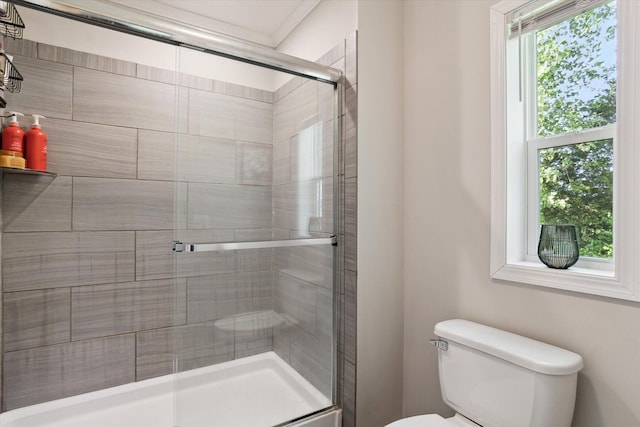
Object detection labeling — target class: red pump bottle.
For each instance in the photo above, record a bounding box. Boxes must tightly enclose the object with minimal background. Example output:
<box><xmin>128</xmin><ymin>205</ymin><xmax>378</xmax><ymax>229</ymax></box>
<box><xmin>2</xmin><ymin>112</ymin><xmax>25</xmax><ymax>154</ymax></box>
<box><xmin>25</xmin><ymin>114</ymin><xmax>47</xmax><ymax>171</ymax></box>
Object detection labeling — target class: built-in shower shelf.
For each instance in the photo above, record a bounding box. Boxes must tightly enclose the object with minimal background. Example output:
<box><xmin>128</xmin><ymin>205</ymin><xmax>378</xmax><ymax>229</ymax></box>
<box><xmin>0</xmin><ymin>167</ymin><xmax>58</xmax><ymax>230</ymax></box>
<box><xmin>0</xmin><ymin>166</ymin><xmax>57</xmax><ymax>178</ymax></box>
<box><xmin>279</xmin><ymin>268</ymin><xmax>324</xmax><ymax>284</ymax></box>
<box><xmin>213</xmin><ymin>311</ymin><xmax>294</xmax><ymax>332</ymax></box>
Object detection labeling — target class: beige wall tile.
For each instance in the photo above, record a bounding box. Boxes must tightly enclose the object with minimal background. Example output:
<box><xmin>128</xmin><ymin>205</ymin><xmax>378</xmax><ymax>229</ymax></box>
<box><xmin>345</xmin><ymin>31</ymin><xmax>358</xmax><ymax>88</ymax></box>
<box><xmin>38</xmin><ymin>44</ymin><xmax>136</xmax><ymax>75</ymax></box>
<box><xmin>4</xmin><ymin>55</ymin><xmax>73</xmax><ymax>119</ymax></box>
<box><xmin>274</xmin><ymin>272</ymin><xmax>317</xmax><ymax>336</ymax></box>
<box><xmin>73</xmin><ymin>67</ymin><xmax>176</xmax><ymax>131</ymax></box>
<box><xmin>45</xmin><ymin>119</ymin><xmax>138</xmax><ymax>179</ymax></box>
<box><xmin>3</xmin><ymin>289</ymin><xmax>70</xmax><ymax>352</ymax></box>
<box><xmin>3</xmin><ymin>176</ymin><xmax>72</xmax><ymax>232</ymax></box>
<box><xmin>188</xmin><ymin>183</ymin><xmax>272</xmax><ymax>229</ymax></box>
<box><xmin>3</xmin><ymin>335</ymin><xmax>135</xmax><ymax>410</ymax></box>
<box><xmin>188</xmin><ymin>89</ymin><xmax>273</xmax><ymax>144</ymax></box>
<box><xmin>274</xmin><ymin>80</ymin><xmax>319</xmax><ymax>143</ymax></box>
<box><xmin>72</xmin><ymin>178</ymin><xmax>178</xmax><ymax>230</ymax></box>
<box><xmin>136</xmin><ymin>64</ymin><xmax>176</xmax><ymax>84</ymax></box>
<box><xmin>177</xmin><ymin>135</ymin><xmax>236</xmax><ymax>184</ymax></box>
<box><xmin>236</xmin><ymin>141</ymin><xmax>272</xmax><ymax>186</ymax></box>
<box><xmin>3</xmin><ymin>38</ymin><xmax>37</xmax><ymax>58</ymax></box>
<box><xmin>136</xmin><ymin>323</ymin><xmax>233</xmax><ymax>380</ymax></box>
<box><xmin>3</xmin><ymin>231</ymin><xmax>135</xmax><ymax>292</ymax></box>
<box><xmin>137</xmin><ymin>130</ymin><xmax>176</xmax><ymax>181</ymax></box>
<box><xmin>273</xmin><ymin>140</ymin><xmax>291</xmax><ymax>185</ymax></box>
<box><xmin>71</xmin><ymin>279</ymin><xmax>186</xmax><ymax>341</ymax></box>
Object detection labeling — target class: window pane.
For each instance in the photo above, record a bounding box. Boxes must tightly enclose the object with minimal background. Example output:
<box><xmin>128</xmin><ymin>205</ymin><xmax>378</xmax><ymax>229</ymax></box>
<box><xmin>536</xmin><ymin>2</ymin><xmax>616</xmax><ymax>137</ymax></box>
<box><xmin>538</xmin><ymin>139</ymin><xmax>613</xmax><ymax>258</ymax></box>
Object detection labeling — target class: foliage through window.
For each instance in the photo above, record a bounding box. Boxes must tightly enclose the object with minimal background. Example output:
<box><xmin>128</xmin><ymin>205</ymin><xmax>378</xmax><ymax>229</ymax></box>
<box><xmin>536</xmin><ymin>3</ymin><xmax>616</xmax><ymax>137</ymax></box>
<box><xmin>531</xmin><ymin>1</ymin><xmax>616</xmax><ymax>259</ymax></box>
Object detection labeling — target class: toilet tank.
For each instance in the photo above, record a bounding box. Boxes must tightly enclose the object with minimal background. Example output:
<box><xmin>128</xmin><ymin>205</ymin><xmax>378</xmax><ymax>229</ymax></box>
<box><xmin>434</xmin><ymin>320</ymin><xmax>583</xmax><ymax>427</ymax></box>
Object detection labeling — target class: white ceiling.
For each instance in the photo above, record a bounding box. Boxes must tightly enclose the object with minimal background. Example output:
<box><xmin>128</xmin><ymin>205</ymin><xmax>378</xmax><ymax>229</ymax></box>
<box><xmin>108</xmin><ymin>0</ymin><xmax>322</xmax><ymax>48</ymax></box>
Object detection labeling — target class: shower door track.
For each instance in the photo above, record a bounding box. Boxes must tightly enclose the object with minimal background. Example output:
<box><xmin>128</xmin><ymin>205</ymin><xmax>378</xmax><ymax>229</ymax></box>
<box><xmin>12</xmin><ymin>0</ymin><xmax>342</xmax><ymax>84</ymax></box>
<box><xmin>172</xmin><ymin>235</ymin><xmax>337</xmax><ymax>253</ymax></box>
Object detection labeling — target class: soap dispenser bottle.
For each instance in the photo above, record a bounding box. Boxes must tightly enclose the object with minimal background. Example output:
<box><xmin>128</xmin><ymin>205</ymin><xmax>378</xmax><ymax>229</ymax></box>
<box><xmin>25</xmin><ymin>114</ymin><xmax>47</xmax><ymax>171</ymax></box>
<box><xmin>2</xmin><ymin>111</ymin><xmax>25</xmax><ymax>154</ymax></box>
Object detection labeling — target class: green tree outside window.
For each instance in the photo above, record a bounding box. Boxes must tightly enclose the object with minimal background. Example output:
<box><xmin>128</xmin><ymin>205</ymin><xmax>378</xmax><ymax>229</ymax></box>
<box><xmin>536</xmin><ymin>2</ymin><xmax>616</xmax><ymax>258</ymax></box>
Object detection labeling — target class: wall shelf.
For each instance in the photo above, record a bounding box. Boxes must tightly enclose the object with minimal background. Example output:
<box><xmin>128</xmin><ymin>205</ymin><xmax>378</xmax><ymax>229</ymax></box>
<box><xmin>0</xmin><ymin>2</ymin><xmax>25</xmax><ymax>39</ymax></box>
<box><xmin>0</xmin><ymin>166</ymin><xmax>57</xmax><ymax>178</ymax></box>
<box><xmin>1</xmin><ymin>52</ymin><xmax>24</xmax><ymax>93</ymax></box>
<box><xmin>1</xmin><ymin>167</ymin><xmax>58</xmax><ymax>229</ymax></box>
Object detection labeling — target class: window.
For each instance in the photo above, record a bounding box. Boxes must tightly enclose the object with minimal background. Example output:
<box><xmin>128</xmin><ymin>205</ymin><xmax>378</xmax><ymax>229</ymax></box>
<box><xmin>490</xmin><ymin>0</ymin><xmax>640</xmax><ymax>301</ymax></box>
<box><xmin>526</xmin><ymin>2</ymin><xmax>616</xmax><ymax>266</ymax></box>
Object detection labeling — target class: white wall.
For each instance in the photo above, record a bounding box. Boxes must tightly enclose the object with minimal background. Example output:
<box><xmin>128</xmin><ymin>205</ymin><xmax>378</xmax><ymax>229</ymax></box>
<box><xmin>276</xmin><ymin>0</ymin><xmax>356</xmax><ymax>89</ymax></box>
<box><xmin>402</xmin><ymin>0</ymin><xmax>466</xmax><ymax>417</ymax></box>
<box><xmin>402</xmin><ymin>1</ymin><xmax>640</xmax><ymax>426</ymax></box>
<box><xmin>277</xmin><ymin>0</ymin><xmax>357</xmax><ymax>61</ymax></box>
<box><xmin>357</xmin><ymin>1</ymin><xmax>405</xmax><ymax>426</ymax></box>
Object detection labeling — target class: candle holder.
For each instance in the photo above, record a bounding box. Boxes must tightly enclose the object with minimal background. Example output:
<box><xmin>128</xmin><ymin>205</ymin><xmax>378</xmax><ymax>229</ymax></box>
<box><xmin>537</xmin><ymin>224</ymin><xmax>579</xmax><ymax>269</ymax></box>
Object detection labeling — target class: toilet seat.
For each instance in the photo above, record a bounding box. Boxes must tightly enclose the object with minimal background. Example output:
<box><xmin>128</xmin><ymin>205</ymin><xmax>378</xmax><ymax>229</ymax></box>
<box><xmin>386</xmin><ymin>414</ymin><xmax>481</xmax><ymax>427</ymax></box>
<box><xmin>386</xmin><ymin>414</ymin><xmax>453</xmax><ymax>427</ymax></box>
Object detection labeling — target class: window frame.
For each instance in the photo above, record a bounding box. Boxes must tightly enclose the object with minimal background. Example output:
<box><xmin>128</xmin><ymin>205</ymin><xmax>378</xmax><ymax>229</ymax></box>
<box><xmin>490</xmin><ymin>0</ymin><xmax>640</xmax><ymax>301</ymax></box>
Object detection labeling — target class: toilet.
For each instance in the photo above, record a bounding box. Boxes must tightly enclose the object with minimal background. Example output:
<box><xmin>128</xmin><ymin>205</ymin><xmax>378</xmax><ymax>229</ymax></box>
<box><xmin>387</xmin><ymin>319</ymin><xmax>583</xmax><ymax>427</ymax></box>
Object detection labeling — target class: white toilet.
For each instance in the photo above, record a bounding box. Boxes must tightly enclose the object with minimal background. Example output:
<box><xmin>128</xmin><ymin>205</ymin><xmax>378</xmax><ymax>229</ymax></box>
<box><xmin>387</xmin><ymin>319</ymin><xmax>583</xmax><ymax>427</ymax></box>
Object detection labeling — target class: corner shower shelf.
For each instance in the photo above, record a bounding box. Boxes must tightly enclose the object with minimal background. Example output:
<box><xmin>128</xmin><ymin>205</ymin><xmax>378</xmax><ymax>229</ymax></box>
<box><xmin>0</xmin><ymin>2</ymin><xmax>25</xmax><ymax>107</ymax></box>
<box><xmin>214</xmin><ymin>311</ymin><xmax>292</xmax><ymax>332</ymax></box>
<box><xmin>0</xmin><ymin>2</ymin><xmax>25</xmax><ymax>39</ymax></box>
<box><xmin>0</xmin><ymin>51</ymin><xmax>24</xmax><ymax>107</ymax></box>
<box><xmin>1</xmin><ymin>52</ymin><xmax>24</xmax><ymax>93</ymax></box>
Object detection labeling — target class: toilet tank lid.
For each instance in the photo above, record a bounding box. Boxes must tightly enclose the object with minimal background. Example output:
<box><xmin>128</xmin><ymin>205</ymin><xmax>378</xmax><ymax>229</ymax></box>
<box><xmin>434</xmin><ymin>319</ymin><xmax>583</xmax><ymax>375</ymax></box>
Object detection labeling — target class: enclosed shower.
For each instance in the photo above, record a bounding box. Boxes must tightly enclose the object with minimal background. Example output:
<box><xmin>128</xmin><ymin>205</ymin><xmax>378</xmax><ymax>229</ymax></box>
<box><xmin>0</xmin><ymin>1</ymin><xmax>356</xmax><ymax>426</ymax></box>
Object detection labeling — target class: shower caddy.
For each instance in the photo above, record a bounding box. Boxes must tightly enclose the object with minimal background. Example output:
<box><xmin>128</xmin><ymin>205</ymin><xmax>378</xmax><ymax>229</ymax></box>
<box><xmin>0</xmin><ymin>1</ymin><xmax>54</xmax><ymax>179</ymax></box>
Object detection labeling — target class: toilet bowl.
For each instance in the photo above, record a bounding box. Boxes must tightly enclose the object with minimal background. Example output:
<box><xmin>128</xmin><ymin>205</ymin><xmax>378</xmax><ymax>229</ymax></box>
<box><xmin>385</xmin><ymin>319</ymin><xmax>583</xmax><ymax>427</ymax></box>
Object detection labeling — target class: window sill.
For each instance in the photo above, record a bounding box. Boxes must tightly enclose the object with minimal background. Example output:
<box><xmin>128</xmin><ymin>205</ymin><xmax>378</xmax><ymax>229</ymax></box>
<box><xmin>491</xmin><ymin>261</ymin><xmax>639</xmax><ymax>302</ymax></box>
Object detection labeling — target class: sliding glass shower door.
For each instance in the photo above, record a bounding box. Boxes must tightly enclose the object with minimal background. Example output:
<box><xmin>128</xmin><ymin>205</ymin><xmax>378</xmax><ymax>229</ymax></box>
<box><xmin>171</xmin><ymin>47</ymin><xmax>338</xmax><ymax>427</ymax></box>
<box><xmin>0</xmin><ymin>3</ymin><xmax>343</xmax><ymax>427</ymax></box>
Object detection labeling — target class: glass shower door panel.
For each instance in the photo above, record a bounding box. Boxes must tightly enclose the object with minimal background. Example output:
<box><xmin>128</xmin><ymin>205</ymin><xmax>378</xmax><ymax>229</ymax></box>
<box><xmin>173</xmin><ymin>49</ymin><xmax>336</xmax><ymax>427</ymax></box>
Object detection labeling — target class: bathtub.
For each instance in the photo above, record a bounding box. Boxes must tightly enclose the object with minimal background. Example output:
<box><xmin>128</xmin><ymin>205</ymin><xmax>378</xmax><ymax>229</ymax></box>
<box><xmin>0</xmin><ymin>351</ymin><xmax>340</xmax><ymax>427</ymax></box>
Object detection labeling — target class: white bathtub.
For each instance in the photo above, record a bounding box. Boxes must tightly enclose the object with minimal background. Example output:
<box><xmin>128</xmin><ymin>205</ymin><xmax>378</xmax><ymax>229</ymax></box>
<box><xmin>0</xmin><ymin>352</ymin><xmax>340</xmax><ymax>427</ymax></box>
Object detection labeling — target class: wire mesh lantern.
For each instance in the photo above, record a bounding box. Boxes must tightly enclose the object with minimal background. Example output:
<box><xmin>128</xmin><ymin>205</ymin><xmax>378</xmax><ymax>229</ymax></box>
<box><xmin>537</xmin><ymin>224</ymin><xmax>580</xmax><ymax>269</ymax></box>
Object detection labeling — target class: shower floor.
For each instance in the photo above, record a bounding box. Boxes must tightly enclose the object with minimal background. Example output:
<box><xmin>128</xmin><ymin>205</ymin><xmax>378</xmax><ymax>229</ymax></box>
<box><xmin>0</xmin><ymin>352</ymin><xmax>333</xmax><ymax>427</ymax></box>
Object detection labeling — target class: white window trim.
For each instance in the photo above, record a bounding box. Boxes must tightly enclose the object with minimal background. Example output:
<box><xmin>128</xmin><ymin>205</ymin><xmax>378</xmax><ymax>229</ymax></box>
<box><xmin>490</xmin><ymin>0</ymin><xmax>640</xmax><ymax>301</ymax></box>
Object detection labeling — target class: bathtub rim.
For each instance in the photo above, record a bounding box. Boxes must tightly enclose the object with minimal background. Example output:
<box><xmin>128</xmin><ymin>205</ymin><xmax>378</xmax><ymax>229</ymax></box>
<box><xmin>0</xmin><ymin>351</ymin><xmax>334</xmax><ymax>427</ymax></box>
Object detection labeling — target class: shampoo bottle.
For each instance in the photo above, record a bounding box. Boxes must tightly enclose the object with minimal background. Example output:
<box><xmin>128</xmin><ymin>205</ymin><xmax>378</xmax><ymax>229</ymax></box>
<box><xmin>2</xmin><ymin>111</ymin><xmax>24</xmax><ymax>154</ymax></box>
<box><xmin>25</xmin><ymin>114</ymin><xmax>47</xmax><ymax>171</ymax></box>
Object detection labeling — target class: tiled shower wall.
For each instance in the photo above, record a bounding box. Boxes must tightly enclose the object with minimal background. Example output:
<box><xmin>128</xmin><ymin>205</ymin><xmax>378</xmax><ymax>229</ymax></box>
<box><xmin>271</xmin><ymin>70</ymin><xmax>335</xmax><ymax>399</ymax></box>
<box><xmin>0</xmin><ymin>37</ymin><xmax>276</xmax><ymax>411</ymax></box>
<box><xmin>340</xmin><ymin>32</ymin><xmax>358</xmax><ymax>427</ymax></box>
<box><xmin>0</xmin><ymin>30</ymin><xmax>357</xmax><ymax>425</ymax></box>
<box><xmin>271</xmin><ymin>32</ymin><xmax>358</xmax><ymax>427</ymax></box>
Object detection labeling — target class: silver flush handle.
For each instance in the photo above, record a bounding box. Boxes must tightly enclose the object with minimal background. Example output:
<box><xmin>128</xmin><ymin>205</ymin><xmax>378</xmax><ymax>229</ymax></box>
<box><xmin>430</xmin><ymin>339</ymin><xmax>448</xmax><ymax>351</ymax></box>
